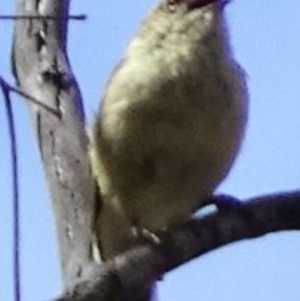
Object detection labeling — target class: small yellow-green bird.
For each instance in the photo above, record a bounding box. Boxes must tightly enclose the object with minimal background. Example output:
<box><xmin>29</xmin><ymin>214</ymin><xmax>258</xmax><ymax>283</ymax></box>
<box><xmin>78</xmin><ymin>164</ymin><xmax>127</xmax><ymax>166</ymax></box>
<box><xmin>90</xmin><ymin>0</ymin><xmax>248</xmax><ymax>262</ymax></box>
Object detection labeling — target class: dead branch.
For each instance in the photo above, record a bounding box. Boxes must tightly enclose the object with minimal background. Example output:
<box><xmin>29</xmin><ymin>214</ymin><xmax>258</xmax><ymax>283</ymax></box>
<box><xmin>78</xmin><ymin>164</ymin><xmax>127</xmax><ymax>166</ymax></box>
<box><xmin>51</xmin><ymin>190</ymin><xmax>300</xmax><ymax>301</ymax></box>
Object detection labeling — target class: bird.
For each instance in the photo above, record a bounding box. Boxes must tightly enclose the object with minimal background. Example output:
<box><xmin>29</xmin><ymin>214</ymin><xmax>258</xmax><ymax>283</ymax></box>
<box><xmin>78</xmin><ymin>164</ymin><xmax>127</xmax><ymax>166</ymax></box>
<box><xmin>90</xmin><ymin>0</ymin><xmax>248</xmax><ymax>267</ymax></box>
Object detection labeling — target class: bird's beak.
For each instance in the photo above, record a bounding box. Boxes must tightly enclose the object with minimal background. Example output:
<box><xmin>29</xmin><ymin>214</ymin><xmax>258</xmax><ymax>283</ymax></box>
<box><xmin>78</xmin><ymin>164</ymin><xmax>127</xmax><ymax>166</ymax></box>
<box><xmin>187</xmin><ymin>0</ymin><xmax>218</xmax><ymax>10</ymax></box>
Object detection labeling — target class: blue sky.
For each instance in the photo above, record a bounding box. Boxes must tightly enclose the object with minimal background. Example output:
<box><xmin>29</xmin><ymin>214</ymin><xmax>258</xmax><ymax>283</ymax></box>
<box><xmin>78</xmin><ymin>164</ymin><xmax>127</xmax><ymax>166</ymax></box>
<box><xmin>1</xmin><ymin>1</ymin><xmax>300</xmax><ymax>301</ymax></box>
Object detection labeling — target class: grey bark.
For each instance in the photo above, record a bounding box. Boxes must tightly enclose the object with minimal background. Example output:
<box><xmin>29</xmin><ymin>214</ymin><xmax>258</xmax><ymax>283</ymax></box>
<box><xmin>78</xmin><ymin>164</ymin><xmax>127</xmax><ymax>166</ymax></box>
<box><xmin>53</xmin><ymin>191</ymin><xmax>300</xmax><ymax>301</ymax></box>
<box><xmin>12</xmin><ymin>0</ymin><xmax>98</xmax><ymax>287</ymax></box>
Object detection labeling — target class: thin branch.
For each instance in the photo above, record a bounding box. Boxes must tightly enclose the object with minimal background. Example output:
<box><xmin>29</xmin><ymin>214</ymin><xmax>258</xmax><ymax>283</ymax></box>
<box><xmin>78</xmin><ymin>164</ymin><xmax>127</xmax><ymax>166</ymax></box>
<box><xmin>0</xmin><ymin>77</ymin><xmax>21</xmax><ymax>301</ymax></box>
<box><xmin>51</xmin><ymin>190</ymin><xmax>300</xmax><ymax>301</ymax></box>
<box><xmin>1</xmin><ymin>77</ymin><xmax>60</xmax><ymax>116</ymax></box>
<box><xmin>0</xmin><ymin>14</ymin><xmax>87</xmax><ymax>20</ymax></box>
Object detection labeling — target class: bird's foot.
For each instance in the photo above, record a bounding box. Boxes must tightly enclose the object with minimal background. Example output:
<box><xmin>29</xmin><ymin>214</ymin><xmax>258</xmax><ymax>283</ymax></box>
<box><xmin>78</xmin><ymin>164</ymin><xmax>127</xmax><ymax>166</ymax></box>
<box><xmin>131</xmin><ymin>224</ymin><xmax>161</xmax><ymax>246</ymax></box>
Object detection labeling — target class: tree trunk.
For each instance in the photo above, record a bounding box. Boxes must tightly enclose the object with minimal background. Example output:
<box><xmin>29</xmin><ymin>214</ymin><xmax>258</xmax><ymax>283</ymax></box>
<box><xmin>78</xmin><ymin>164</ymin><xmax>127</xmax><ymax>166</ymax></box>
<box><xmin>12</xmin><ymin>0</ymin><xmax>98</xmax><ymax>287</ymax></box>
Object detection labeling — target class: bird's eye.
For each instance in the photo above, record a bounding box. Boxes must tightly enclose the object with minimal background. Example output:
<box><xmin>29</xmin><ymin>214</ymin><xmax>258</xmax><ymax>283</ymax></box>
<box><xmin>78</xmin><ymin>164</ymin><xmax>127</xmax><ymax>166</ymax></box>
<box><xmin>166</xmin><ymin>0</ymin><xmax>182</xmax><ymax>12</ymax></box>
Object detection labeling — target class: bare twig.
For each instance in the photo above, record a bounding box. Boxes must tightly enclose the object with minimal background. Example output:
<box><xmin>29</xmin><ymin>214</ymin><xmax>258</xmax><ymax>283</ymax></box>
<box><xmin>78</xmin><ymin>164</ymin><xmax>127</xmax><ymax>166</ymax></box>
<box><xmin>0</xmin><ymin>14</ymin><xmax>87</xmax><ymax>20</ymax></box>
<box><xmin>0</xmin><ymin>77</ymin><xmax>21</xmax><ymax>301</ymax></box>
<box><xmin>0</xmin><ymin>77</ymin><xmax>60</xmax><ymax>116</ymax></box>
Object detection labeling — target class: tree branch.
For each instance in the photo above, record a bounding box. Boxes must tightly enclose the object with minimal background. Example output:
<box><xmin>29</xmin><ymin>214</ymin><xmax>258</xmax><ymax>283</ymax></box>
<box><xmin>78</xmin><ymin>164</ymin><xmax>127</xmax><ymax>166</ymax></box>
<box><xmin>12</xmin><ymin>0</ymin><xmax>97</xmax><ymax>286</ymax></box>
<box><xmin>50</xmin><ymin>190</ymin><xmax>300</xmax><ymax>301</ymax></box>
<box><xmin>0</xmin><ymin>14</ymin><xmax>87</xmax><ymax>20</ymax></box>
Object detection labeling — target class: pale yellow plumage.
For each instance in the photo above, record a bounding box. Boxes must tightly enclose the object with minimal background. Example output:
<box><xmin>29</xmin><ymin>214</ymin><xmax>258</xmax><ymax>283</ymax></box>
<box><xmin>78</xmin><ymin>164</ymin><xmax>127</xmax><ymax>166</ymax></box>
<box><xmin>90</xmin><ymin>0</ymin><xmax>248</xmax><ymax>260</ymax></box>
